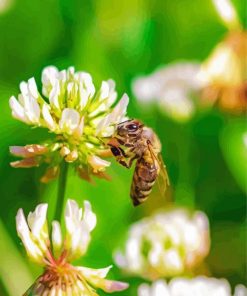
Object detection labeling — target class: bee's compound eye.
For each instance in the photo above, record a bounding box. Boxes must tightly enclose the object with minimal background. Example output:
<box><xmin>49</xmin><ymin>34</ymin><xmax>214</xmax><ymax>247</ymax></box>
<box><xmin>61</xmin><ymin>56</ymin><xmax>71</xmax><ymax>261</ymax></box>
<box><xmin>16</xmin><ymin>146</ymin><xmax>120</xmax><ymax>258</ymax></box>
<box><xmin>126</xmin><ymin>123</ymin><xmax>138</xmax><ymax>131</ymax></box>
<box><xmin>111</xmin><ymin>147</ymin><xmax>121</xmax><ymax>156</ymax></box>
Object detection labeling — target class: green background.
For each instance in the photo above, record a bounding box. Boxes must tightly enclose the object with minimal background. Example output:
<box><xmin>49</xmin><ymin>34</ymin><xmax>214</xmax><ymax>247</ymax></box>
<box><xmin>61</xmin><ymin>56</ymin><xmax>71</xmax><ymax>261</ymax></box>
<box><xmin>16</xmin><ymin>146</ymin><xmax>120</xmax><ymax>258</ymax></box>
<box><xmin>0</xmin><ymin>0</ymin><xmax>246</xmax><ymax>295</ymax></box>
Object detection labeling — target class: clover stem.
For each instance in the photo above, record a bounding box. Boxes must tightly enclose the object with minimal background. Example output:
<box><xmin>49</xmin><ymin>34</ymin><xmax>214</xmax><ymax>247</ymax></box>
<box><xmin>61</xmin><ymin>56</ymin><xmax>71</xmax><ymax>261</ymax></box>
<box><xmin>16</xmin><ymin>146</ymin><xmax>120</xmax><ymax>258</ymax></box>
<box><xmin>54</xmin><ymin>161</ymin><xmax>69</xmax><ymax>221</ymax></box>
<box><xmin>174</xmin><ymin>123</ymin><xmax>196</xmax><ymax>208</ymax></box>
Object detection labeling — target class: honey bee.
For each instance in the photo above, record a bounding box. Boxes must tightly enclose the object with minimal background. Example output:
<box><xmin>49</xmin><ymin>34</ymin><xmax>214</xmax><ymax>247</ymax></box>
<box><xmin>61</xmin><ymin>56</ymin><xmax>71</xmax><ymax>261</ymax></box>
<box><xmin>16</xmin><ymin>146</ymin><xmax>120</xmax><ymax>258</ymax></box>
<box><xmin>108</xmin><ymin>119</ymin><xmax>169</xmax><ymax>206</ymax></box>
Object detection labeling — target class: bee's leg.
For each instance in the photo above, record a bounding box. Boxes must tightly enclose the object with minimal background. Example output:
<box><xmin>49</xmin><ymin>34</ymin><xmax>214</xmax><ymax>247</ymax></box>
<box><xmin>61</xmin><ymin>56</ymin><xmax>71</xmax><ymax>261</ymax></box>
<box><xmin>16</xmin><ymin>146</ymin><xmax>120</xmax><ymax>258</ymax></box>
<box><xmin>110</xmin><ymin>146</ymin><xmax>130</xmax><ymax>168</ymax></box>
<box><xmin>127</xmin><ymin>155</ymin><xmax>138</xmax><ymax>168</ymax></box>
<box><xmin>118</xmin><ymin>158</ymin><xmax>131</xmax><ymax>168</ymax></box>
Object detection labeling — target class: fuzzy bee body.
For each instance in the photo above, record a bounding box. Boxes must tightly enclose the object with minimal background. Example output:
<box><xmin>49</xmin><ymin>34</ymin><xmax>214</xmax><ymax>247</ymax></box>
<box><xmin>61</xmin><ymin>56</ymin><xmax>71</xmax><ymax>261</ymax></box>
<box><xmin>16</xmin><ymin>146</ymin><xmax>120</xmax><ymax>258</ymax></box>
<box><xmin>108</xmin><ymin>119</ymin><xmax>168</xmax><ymax>206</ymax></box>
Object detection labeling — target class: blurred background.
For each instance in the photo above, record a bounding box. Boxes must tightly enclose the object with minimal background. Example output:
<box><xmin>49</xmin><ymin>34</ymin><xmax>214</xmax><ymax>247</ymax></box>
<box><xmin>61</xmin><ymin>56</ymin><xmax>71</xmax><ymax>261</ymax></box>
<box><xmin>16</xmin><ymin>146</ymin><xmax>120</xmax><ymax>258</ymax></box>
<box><xmin>0</xmin><ymin>0</ymin><xmax>246</xmax><ymax>295</ymax></box>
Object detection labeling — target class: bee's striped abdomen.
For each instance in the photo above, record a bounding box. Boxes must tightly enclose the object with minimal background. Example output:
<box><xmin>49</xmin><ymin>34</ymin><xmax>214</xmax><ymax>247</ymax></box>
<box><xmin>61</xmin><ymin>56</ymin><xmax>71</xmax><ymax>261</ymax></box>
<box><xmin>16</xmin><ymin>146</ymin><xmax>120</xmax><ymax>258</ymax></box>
<box><xmin>130</xmin><ymin>157</ymin><xmax>158</xmax><ymax>206</ymax></box>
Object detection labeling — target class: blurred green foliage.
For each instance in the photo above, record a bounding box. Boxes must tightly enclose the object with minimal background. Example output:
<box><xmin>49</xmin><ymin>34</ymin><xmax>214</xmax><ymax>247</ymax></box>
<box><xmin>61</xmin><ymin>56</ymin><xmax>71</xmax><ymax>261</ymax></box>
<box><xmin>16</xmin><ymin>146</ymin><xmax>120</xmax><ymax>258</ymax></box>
<box><xmin>0</xmin><ymin>0</ymin><xmax>246</xmax><ymax>295</ymax></box>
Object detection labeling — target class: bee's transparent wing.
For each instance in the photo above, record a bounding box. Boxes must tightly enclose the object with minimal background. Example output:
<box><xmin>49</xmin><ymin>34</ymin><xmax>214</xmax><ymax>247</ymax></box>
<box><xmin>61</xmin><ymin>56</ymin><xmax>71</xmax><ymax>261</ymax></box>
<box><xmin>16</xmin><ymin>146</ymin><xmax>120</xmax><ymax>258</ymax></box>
<box><xmin>147</xmin><ymin>142</ymin><xmax>170</xmax><ymax>201</ymax></box>
<box><xmin>157</xmin><ymin>153</ymin><xmax>170</xmax><ymax>195</ymax></box>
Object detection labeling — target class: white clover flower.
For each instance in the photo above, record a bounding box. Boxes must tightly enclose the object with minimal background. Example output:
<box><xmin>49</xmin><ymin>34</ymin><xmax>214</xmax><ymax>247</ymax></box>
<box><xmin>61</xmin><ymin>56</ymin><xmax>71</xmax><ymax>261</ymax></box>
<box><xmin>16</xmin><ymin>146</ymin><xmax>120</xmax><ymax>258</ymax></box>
<box><xmin>132</xmin><ymin>62</ymin><xmax>202</xmax><ymax>122</ymax></box>
<box><xmin>16</xmin><ymin>199</ymin><xmax>129</xmax><ymax>295</ymax></box>
<box><xmin>197</xmin><ymin>30</ymin><xmax>247</xmax><ymax>113</ymax></box>
<box><xmin>9</xmin><ymin>66</ymin><xmax>129</xmax><ymax>182</ymax></box>
<box><xmin>138</xmin><ymin>278</ymin><xmax>247</xmax><ymax>296</ymax></box>
<box><xmin>114</xmin><ymin>209</ymin><xmax>210</xmax><ymax>279</ymax></box>
<box><xmin>197</xmin><ymin>0</ymin><xmax>247</xmax><ymax>113</ymax></box>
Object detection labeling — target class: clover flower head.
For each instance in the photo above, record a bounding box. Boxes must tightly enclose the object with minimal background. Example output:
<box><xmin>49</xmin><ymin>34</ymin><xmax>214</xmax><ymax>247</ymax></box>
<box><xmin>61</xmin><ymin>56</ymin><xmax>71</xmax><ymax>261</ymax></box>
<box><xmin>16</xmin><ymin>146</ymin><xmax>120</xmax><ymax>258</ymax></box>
<box><xmin>198</xmin><ymin>0</ymin><xmax>247</xmax><ymax>114</ymax></box>
<box><xmin>114</xmin><ymin>208</ymin><xmax>210</xmax><ymax>279</ymax></box>
<box><xmin>16</xmin><ymin>199</ymin><xmax>128</xmax><ymax>295</ymax></box>
<box><xmin>198</xmin><ymin>30</ymin><xmax>247</xmax><ymax>113</ymax></box>
<box><xmin>132</xmin><ymin>62</ymin><xmax>202</xmax><ymax>122</ymax></box>
<box><xmin>138</xmin><ymin>278</ymin><xmax>247</xmax><ymax>296</ymax></box>
<box><xmin>9</xmin><ymin>66</ymin><xmax>129</xmax><ymax>182</ymax></box>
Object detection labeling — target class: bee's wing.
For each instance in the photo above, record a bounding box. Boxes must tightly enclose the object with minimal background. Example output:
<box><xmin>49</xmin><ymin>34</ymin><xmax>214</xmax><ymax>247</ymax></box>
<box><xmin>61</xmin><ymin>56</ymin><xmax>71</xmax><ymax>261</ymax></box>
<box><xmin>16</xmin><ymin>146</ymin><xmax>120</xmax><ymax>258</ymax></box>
<box><xmin>157</xmin><ymin>153</ymin><xmax>170</xmax><ymax>194</ymax></box>
<box><xmin>147</xmin><ymin>141</ymin><xmax>170</xmax><ymax>197</ymax></box>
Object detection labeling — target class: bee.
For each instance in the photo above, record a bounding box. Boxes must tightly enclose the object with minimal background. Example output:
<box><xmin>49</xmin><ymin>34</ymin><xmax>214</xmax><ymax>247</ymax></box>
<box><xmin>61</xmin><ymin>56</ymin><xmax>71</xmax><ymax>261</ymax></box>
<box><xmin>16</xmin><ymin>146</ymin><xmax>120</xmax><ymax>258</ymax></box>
<box><xmin>108</xmin><ymin>119</ymin><xmax>169</xmax><ymax>206</ymax></box>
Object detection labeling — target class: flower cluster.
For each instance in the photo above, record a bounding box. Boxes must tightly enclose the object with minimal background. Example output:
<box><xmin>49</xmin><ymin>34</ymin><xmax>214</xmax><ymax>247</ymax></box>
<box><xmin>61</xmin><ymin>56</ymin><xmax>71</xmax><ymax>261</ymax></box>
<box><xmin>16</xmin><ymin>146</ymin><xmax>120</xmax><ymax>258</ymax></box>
<box><xmin>16</xmin><ymin>199</ymin><xmax>128</xmax><ymax>295</ymax></box>
<box><xmin>114</xmin><ymin>209</ymin><xmax>210</xmax><ymax>279</ymax></box>
<box><xmin>132</xmin><ymin>62</ymin><xmax>202</xmax><ymax>122</ymax></box>
<box><xmin>198</xmin><ymin>0</ymin><xmax>247</xmax><ymax>113</ymax></box>
<box><xmin>10</xmin><ymin>66</ymin><xmax>129</xmax><ymax>182</ymax></box>
<box><xmin>138</xmin><ymin>277</ymin><xmax>247</xmax><ymax>296</ymax></box>
<box><xmin>198</xmin><ymin>30</ymin><xmax>247</xmax><ymax>113</ymax></box>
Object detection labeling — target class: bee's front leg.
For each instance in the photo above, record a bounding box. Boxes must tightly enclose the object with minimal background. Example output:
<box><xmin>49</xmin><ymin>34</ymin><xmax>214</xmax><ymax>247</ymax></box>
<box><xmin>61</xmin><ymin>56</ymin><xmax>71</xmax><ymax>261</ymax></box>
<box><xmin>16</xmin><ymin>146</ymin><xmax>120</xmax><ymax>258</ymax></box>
<box><xmin>109</xmin><ymin>146</ymin><xmax>133</xmax><ymax>169</ymax></box>
<box><xmin>118</xmin><ymin>158</ymin><xmax>132</xmax><ymax>168</ymax></box>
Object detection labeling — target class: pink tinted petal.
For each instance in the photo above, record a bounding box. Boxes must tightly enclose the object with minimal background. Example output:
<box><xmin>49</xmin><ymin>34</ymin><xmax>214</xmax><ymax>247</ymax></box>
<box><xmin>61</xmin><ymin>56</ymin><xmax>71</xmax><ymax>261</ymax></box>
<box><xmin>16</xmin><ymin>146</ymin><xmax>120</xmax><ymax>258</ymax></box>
<box><xmin>95</xmin><ymin>279</ymin><xmax>129</xmax><ymax>293</ymax></box>
<box><xmin>10</xmin><ymin>145</ymin><xmax>48</xmax><ymax>157</ymax></box>
<box><xmin>10</xmin><ymin>158</ymin><xmax>39</xmax><ymax>168</ymax></box>
<box><xmin>40</xmin><ymin>166</ymin><xmax>59</xmax><ymax>183</ymax></box>
<box><xmin>78</xmin><ymin>266</ymin><xmax>129</xmax><ymax>293</ymax></box>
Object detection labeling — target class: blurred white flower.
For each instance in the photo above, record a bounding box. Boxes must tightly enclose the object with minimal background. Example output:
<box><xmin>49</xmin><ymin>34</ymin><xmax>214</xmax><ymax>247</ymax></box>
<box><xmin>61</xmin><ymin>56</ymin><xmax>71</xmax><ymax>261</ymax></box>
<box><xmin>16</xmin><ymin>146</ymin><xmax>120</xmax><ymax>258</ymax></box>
<box><xmin>17</xmin><ymin>199</ymin><xmax>128</xmax><ymax>295</ymax></box>
<box><xmin>132</xmin><ymin>62</ymin><xmax>202</xmax><ymax>122</ymax></box>
<box><xmin>9</xmin><ymin>66</ymin><xmax>129</xmax><ymax>182</ymax></box>
<box><xmin>198</xmin><ymin>0</ymin><xmax>247</xmax><ymax>113</ymax></box>
<box><xmin>198</xmin><ymin>30</ymin><xmax>247</xmax><ymax>113</ymax></box>
<box><xmin>0</xmin><ymin>0</ymin><xmax>13</xmax><ymax>14</ymax></box>
<box><xmin>114</xmin><ymin>209</ymin><xmax>210</xmax><ymax>279</ymax></box>
<box><xmin>212</xmin><ymin>0</ymin><xmax>241</xmax><ymax>30</ymax></box>
<box><xmin>138</xmin><ymin>278</ymin><xmax>247</xmax><ymax>296</ymax></box>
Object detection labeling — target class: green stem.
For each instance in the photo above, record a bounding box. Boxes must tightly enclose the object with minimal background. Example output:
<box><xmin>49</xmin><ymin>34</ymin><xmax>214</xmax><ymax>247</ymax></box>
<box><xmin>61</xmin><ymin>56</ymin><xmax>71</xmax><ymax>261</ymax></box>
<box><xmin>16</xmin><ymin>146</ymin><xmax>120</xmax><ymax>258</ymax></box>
<box><xmin>175</xmin><ymin>123</ymin><xmax>196</xmax><ymax>208</ymax></box>
<box><xmin>54</xmin><ymin>162</ymin><xmax>69</xmax><ymax>221</ymax></box>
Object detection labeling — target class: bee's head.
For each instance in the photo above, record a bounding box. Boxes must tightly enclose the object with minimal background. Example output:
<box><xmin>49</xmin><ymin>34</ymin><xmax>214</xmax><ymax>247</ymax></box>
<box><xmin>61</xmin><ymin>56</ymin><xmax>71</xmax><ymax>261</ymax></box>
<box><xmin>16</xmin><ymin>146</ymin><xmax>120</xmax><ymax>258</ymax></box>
<box><xmin>117</xmin><ymin>119</ymin><xmax>143</xmax><ymax>137</ymax></box>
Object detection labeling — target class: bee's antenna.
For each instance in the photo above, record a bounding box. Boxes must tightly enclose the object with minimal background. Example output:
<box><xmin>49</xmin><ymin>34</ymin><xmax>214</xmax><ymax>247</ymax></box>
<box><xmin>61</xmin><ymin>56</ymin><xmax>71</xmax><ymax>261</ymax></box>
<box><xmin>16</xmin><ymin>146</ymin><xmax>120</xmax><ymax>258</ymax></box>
<box><xmin>119</xmin><ymin>118</ymin><xmax>132</xmax><ymax>124</ymax></box>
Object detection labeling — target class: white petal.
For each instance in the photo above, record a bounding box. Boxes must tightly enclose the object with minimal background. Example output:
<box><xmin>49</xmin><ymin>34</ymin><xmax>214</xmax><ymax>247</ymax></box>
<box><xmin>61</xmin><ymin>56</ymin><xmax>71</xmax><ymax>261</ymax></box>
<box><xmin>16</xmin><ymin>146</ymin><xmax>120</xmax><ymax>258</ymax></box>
<box><xmin>71</xmin><ymin>221</ymin><xmax>90</xmax><ymax>255</ymax></box>
<box><xmin>163</xmin><ymin>249</ymin><xmax>183</xmax><ymax>273</ymax></box>
<box><xmin>79</xmin><ymin>84</ymin><xmax>90</xmax><ymax>110</ymax></box>
<box><xmin>107</xmin><ymin>93</ymin><xmax>129</xmax><ymax>122</ymax></box>
<box><xmin>79</xmin><ymin>72</ymin><xmax>95</xmax><ymax>97</ymax></box>
<box><xmin>73</xmin><ymin>116</ymin><xmax>84</xmax><ymax>138</ymax></box>
<box><xmin>159</xmin><ymin>88</ymin><xmax>194</xmax><ymax>122</ymax></box>
<box><xmin>42</xmin><ymin>104</ymin><xmax>56</xmax><ymax>130</ymax></box>
<box><xmin>138</xmin><ymin>284</ymin><xmax>151</xmax><ymax>296</ymax></box>
<box><xmin>152</xmin><ymin>280</ymin><xmax>170</xmax><ymax>296</ymax></box>
<box><xmin>64</xmin><ymin>199</ymin><xmax>96</xmax><ymax>258</ymax></box>
<box><xmin>132</xmin><ymin>76</ymin><xmax>159</xmax><ymax>103</ymax></box>
<box><xmin>16</xmin><ymin>209</ymin><xmax>44</xmax><ymax>263</ymax></box>
<box><xmin>9</xmin><ymin>96</ymin><xmax>28</xmax><ymax>123</ymax></box>
<box><xmin>27</xmin><ymin>204</ymin><xmax>48</xmax><ymax>237</ymax></box>
<box><xmin>212</xmin><ymin>0</ymin><xmax>240</xmax><ymax>28</ymax></box>
<box><xmin>28</xmin><ymin>78</ymin><xmax>39</xmax><ymax>98</ymax></box>
<box><xmin>96</xmin><ymin>93</ymin><xmax>129</xmax><ymax>135</ymax></box>
<box><xmin>99</xmin><ymin>81</ymin><xmax>110</xmax><ymax>100</ymax></box>
<box><xmin>77</xmin><ymin>265</ymin><xmax>112</xmax><ymax>279</ymax></box>
<box><xmin>28</xmin><ymin>96</ymin><xmax>41</xmax><ymax>123</ymax></box>
<box><xmin>114</xmin><ymin>251</ymin><xmax>128</xmax><ymax>269</ymax></box>
<box><xmin>42</xmin><ymin>66</ymin><xmax>59</xmax><ymax>97</ymax></box>
<box><xmin>67</xmin><ymin>66</ymin><xmax>75</xmax><ymax>77</ymax></box>
<box><xmin>234</xmin><ymin>284</ymin><xmax>247</xmax><ymax>296</ymax></box>
<box><xmin>52</xmin><ymin>221</ymin><xmax>62</xmax><ymax>250</ymax></box>
<box><xmin>105</xmin><ymin>79</ymin><xmax>117</xmax><ymax>107</ymax></box>
<box><xmin>65</xmin><ymin>199</ymin><xmax>80</xmax><ymax>234</ymax></box>
<box><xmin>20</xmin><ymin>81</ymin><xmax>28</xmax><ymax>96</ymax></box>
<box><xmin>49</xmin><ymin>79</ymin><xmax>61</xmax><ymax>109</ymax></box>
<box><xmin>19</xmin><ymin>80</ymin><xmax>41</xmax><ymax>123</ymax></box>
<box><xmin>59</xmin><ymin>108</ymin><xmax>80</xmax><ymax>133</ymax></box>
<box><xmin>88</xmin><ymin>155</ymin><xmax>111</xmax><ymax>172</ymax></box>
<box><xmin>83</xmin><ymin>200</ymin><xmax>97</xmax><ymax>231</ymax></box>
